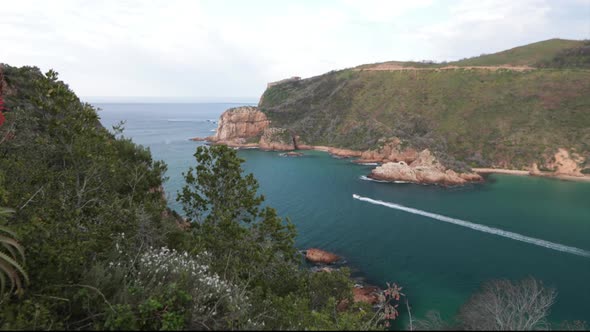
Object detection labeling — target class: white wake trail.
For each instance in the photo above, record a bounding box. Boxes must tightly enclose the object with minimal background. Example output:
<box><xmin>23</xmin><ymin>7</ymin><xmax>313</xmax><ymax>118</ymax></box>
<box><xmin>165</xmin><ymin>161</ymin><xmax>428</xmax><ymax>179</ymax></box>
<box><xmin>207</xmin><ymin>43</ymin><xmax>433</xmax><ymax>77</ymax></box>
<box><xmin>352</xmin><ymin>194</ymin><xmax>590</xmax><ymax>259</ymax></box>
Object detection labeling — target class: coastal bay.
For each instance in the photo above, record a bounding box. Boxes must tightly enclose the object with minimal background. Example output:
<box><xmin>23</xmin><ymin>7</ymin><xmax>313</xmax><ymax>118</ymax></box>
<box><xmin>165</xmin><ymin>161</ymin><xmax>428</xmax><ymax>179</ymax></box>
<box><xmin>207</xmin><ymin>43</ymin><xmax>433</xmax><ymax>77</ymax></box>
<box><xmin>99</xmin><ymin>102</ymin><xmax>590</xmax><ymax>326</ymax></box>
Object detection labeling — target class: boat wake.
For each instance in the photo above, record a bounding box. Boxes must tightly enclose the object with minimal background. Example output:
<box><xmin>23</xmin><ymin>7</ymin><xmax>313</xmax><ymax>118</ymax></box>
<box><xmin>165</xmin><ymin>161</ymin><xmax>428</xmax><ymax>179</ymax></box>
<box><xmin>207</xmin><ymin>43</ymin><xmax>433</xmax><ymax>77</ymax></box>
<box><xmin>352</xmin><ymin>194</ymin><xmax>590</xmax><ymax>259</ymax></box>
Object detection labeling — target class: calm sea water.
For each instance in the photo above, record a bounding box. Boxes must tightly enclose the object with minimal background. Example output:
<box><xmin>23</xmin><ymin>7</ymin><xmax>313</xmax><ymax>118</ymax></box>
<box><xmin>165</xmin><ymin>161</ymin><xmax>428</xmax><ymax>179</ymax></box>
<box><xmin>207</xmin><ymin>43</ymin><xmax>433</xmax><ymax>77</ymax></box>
<box><xmin>97</xmin><ymin>102</ymin><xmax>590</xmax><ymax>326</ymax></box>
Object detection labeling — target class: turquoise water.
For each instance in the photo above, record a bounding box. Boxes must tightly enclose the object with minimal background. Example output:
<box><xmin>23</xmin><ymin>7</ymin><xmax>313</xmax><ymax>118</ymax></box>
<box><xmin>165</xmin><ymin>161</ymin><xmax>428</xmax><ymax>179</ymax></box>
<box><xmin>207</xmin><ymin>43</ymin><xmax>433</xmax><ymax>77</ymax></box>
<box><xmin>97</xmin><ymin>103</ymin><xmax>590</xmax><ymax>326</ymax></box>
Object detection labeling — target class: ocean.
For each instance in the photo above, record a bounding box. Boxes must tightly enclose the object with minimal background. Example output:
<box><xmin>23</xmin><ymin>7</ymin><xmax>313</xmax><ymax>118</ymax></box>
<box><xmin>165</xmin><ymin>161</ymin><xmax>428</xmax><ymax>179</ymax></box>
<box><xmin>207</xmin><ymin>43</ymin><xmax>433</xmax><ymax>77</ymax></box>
<box><xmin>96</xmin><ymin>102</ymin><xmax>590</xmax><ymax>326</ymax></box>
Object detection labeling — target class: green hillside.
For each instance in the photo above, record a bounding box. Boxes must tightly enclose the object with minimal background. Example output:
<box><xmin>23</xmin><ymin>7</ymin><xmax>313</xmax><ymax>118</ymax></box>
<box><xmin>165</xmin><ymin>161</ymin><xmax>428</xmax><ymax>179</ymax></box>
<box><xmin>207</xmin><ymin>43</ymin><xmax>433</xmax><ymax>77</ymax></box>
<box><xmin>356</xmin><ymin>39</ymin><xmax>590</xmax><ymax>69</ymax></box>
<box><xmin>452</xmin><ymin>38</ymin><xmax>590</xmax><ymax>68</ymax></box>
<box><xmin>259</xmin><ymin>40</ymin><xmax>590</xmax><ymax>172</ymax></box>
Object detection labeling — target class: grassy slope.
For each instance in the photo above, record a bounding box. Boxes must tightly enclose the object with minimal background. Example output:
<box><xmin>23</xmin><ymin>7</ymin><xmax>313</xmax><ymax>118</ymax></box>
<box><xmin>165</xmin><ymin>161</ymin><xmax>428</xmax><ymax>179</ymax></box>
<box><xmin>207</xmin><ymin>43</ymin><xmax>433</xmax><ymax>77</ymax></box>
<box><xmin>451</xmin><ymin>39</ymin><xmax>586</xmax><ymax>67</ymax></box>
<box><xmin>259</xmin><ymin>40</ymin><xmax>590</xmax><ymax>171</ymax></box>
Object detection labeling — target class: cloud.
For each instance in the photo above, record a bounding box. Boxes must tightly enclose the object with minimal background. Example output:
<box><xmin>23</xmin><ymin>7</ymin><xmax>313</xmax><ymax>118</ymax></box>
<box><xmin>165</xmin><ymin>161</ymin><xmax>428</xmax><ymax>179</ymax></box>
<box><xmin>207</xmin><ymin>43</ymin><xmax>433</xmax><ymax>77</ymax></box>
<box><xmin>342</xmin><ymin>0</ymin><xmax>434</xmax><ymax>22</ymax></box>
<box><xmin>411</xmin><ymin>0</ymin><xmax>589</xmax><ymax>60</ymax></box>
<box><xmin>0</xmin><ymin>0</ymin><xmax>588</xmax><ymax>99</ymax></box>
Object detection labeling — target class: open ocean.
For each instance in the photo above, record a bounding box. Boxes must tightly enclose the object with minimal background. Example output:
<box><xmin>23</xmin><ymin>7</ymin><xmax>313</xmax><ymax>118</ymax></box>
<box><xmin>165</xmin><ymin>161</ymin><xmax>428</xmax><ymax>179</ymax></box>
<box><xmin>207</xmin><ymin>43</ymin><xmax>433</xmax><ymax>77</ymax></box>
<box><xmin>96</xmin><ymin>102</ymin><xmax>590</xmax><ymax>326</ymax></box>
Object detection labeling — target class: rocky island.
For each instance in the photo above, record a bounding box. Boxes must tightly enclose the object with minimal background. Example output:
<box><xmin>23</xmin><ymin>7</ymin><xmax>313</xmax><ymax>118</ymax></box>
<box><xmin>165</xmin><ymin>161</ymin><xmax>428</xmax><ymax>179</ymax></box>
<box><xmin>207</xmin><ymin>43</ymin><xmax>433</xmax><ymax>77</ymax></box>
<box><xmin>194</xmin><ymin>39</ymin><xmax>590</xmax><ymax>186</ymax></box>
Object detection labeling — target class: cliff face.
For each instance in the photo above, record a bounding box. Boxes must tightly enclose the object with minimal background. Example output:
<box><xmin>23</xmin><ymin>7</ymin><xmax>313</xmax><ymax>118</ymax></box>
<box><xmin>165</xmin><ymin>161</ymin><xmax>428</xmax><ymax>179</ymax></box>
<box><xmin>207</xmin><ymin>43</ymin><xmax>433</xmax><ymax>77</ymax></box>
<box><xmin>203</xmin><ymin>106</ymin><xmax>295</xmax><ymax>151</ymax></box>
<box><xmin>211</xmin><ymin>106</ymin><xmax>270</xmax><ymax>142</ymax></box>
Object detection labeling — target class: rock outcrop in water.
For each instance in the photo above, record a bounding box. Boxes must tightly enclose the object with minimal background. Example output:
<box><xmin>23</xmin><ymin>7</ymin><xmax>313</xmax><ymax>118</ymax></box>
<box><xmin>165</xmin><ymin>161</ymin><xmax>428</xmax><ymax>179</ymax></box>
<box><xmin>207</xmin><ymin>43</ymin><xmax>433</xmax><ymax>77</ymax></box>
<box><xmin>370</xmin><ymin>160</ymin><xmax>482</xmax><ymax>186</ymax></box>
<box><xmin>365</xmin><ymin>144</ymin><xmax>483</xmax><ymax>186</ymax></box>
<box><xmin>305</xmin><ymin>248</ymin><xmax>340</xmax><ymax>264</ymax></box>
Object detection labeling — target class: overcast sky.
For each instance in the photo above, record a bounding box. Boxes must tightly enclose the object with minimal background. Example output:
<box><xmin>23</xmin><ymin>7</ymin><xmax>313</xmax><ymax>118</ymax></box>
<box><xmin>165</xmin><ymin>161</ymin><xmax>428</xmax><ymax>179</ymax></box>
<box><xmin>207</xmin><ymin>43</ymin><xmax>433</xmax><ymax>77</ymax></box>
<box><xmin>1</xmin><ymin>0</ymin><xmax>589</xmax><ymax>101</ymax></box>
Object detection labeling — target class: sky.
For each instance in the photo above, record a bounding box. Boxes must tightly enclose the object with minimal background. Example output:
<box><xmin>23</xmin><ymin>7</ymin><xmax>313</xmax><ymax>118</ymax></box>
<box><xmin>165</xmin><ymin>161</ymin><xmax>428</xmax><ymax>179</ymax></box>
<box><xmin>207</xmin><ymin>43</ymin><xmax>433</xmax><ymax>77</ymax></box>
<box><xmin>1</xmin><ymin>0</ymin><xmax>589</xmax><ymax>101</ymax></box>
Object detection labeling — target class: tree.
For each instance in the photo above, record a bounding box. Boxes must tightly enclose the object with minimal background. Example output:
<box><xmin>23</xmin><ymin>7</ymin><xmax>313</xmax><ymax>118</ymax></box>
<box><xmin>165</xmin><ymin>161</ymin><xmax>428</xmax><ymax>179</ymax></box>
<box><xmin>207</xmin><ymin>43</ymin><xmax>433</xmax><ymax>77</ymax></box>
<box><xmin>177</xmin><ymin>145</ymin><xmax>296</xmax><ymax>286</ymax></box>
<box><xmin>457</xmin><ymin>277</ymin><xmax>556</xmax><ymax>331</ymax></box>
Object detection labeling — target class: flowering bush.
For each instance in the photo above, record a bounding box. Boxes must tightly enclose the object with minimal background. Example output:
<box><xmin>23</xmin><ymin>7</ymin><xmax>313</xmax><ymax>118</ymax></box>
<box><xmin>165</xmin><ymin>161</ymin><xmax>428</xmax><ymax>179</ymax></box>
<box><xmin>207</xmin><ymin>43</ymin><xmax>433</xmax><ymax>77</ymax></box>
<box><xmin>104</xmin><ymin>246</ymin><xmax>256</xmax><ymax>330</ymax></box>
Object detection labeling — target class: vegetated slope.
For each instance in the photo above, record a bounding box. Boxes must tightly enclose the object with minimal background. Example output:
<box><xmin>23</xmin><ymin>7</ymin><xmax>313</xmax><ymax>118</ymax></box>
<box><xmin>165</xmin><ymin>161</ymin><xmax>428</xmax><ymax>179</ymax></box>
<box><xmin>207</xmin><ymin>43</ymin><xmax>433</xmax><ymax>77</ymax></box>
<box><xmin>0</xmin><ymin>65</ymin><xmax>401</xmax><ymax>330</ymax></box>
<box><xmin>259</xmin><ymin>39</ymin><xmax>590</xmax><ymax>172</ymax></box>
<box><xmin>451</xmin><ymin>38</ymin><xmax>588</xmax><ymax>67</ymax></box>
<box><xmin>356</xmin><ymin>39</ymin><xmax>590</xmax><ymax>70</ymax></box>
<box><xmin>0</xmin><ymin>64</ymin><xmax>180</xmax><ymax>328</ymax></box>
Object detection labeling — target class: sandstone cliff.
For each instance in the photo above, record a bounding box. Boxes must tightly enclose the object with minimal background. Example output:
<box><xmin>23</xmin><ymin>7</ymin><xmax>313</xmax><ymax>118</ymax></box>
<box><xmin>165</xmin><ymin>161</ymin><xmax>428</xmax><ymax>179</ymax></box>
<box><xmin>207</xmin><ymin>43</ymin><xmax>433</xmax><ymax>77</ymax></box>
<box><xmin>208</xmin><ymin>106</ymin><xmax>269</xmax><ymax>143</ymax></box>
<box><xmin>200</xmin><ymin>106</ymin><xmax>298</xmax><ymax>151</ymax></box>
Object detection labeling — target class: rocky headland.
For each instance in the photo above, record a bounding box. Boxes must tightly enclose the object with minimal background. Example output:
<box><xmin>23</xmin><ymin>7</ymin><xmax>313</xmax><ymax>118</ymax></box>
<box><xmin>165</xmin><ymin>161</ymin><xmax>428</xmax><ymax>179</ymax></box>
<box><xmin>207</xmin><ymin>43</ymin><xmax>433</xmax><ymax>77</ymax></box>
<box><xmin>193</xmin><ymin>107</ymin><xmax>486</xmax><ymax>186</ymax></box>
<box><xmin>192</xmin><ymin>104</ymin><xmax>590</xmax><ymax>185</ymax></box>
<box><xmin>194</xmin><ymin>38</ymin><xmax>590</xmax><ymax>187</ymax></box>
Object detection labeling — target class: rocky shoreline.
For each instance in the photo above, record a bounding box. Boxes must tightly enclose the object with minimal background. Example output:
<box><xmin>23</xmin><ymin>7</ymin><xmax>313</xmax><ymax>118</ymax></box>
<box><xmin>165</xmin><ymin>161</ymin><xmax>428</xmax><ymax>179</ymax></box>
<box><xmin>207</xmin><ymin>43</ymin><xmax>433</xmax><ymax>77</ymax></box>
<box><xmin>473</xmin><ymin>168</ymin><xmax>590</xmax><ymax>183</ymax></box>
<box><xmin>192</xmin><ymin>106</ymin><xmax>589</xmax><ymax>186</ymax></box>
<box><xmin>303</xmin><ymin>248</ymin><xmax>384</xmax><ymax>308</ymax></box>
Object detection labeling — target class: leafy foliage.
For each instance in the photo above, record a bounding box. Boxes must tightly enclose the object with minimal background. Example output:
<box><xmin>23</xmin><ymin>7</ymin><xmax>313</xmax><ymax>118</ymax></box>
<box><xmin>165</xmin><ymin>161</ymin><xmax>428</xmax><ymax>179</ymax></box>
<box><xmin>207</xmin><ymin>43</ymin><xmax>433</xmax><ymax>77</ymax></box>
<box><xmin>0</xmin><ymin>208</ymin><xmax>28</xmax><ymax>295</ymax></box>
<box><xmin>0</xmin><ymin>65</ymin><xmax>180</xmax><ymax>329</ymax></box>
<box><xmin>177</xmin><ymin>145</ymin><xmax>297</xmax><ymax>287</ymax></box>
<box><xmin>0</xmin><ymin>65</ymin><xmax>398</xmax><ymax>330</ymax></box>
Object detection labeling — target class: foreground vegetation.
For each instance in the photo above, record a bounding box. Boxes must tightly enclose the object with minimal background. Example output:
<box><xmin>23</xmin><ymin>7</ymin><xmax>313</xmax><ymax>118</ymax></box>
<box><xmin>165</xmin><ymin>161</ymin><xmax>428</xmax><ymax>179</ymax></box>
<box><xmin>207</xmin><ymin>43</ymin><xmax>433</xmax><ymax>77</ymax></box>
<box><xmin>260</xmin><ymin>39</ymin><xmax>590</xmax><ymax>172</ymax></box>
<box><xmin>0</xmin><ymin>65</ymin><xmax>586</xmax><ymax>330</ymax></box>
<box><xmin>0</xmin><ymin>65</ymin><xmax>395</xmax><ymax>330</ymax></box>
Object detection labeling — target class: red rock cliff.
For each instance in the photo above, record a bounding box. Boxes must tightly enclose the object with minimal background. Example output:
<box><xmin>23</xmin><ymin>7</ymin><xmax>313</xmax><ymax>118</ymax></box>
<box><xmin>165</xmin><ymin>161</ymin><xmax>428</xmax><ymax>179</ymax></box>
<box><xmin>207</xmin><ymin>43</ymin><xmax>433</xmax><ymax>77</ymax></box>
<box><xmin>209</xmin><ymin>106</ymin><xmax>270</xmax><ymax>143</ymax></box>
